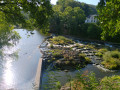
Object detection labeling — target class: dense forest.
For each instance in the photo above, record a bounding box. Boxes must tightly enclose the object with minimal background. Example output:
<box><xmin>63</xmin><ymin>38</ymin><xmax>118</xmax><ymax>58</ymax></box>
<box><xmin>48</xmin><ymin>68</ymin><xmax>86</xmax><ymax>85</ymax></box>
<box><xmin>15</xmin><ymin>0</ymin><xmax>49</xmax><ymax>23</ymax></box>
<box><xmin>43</xmin><ymin>0</ymin><xmax>120</xmax><ymax>43</ymax></box>
<box><xmin>49</xmin><ymin>0</ymin><xmax>100</xmax><ymax>39</ymax></box>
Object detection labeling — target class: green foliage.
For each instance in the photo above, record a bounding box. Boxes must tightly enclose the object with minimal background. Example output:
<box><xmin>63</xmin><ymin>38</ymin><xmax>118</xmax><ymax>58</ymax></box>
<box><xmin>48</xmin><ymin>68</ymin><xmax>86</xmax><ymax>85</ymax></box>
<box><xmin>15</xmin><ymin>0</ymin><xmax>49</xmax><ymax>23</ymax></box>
<box><xmin>79</xmin><ymin>53</ymin><xmax>91</xmax><ymax>63</ymax></box>
<box><xmin>80</xmin><ymin>23</ymin><xmax>102</xmax><ymax>40</ymax></box>
<box><xmin>79</xmin><ymin>53</ymin><xmax>86</xmax><ymax>59</ymax></box>
<box><xmin>49</xmin><ymin>36</ymin><xmax>74</xmax><ymax>45</ymax></box>
<box><xmin>0</xmin><ymin>0</ymin><xmax>53</xmax><ymax>30</ymax></box>
<box><xmin>49</xmin><ymin>49</ymin><xmax>63</xmax><ymax>59</ymax></box>
<box><xmin>85</xmin><ymin>57</ymin><xmax>91</xmax><ymax>63</ymax></box>
<box><xmin>100</xmin><ymin>75</ymin><xmax>120</xmax><ymax>89</ymax></box>
<box><xmin>43</xmin><ymin>71</ymin><xmax>62</xmax><ymax>90</ymax></box>
<box><xmin>56</xmin><ymin>81</ymin><xmax>61</xmax><ymax>89</ymax></box>
<box><xmin>50</xmin><ymin>0</ymin><xmax>98</xmax><ymax>35</ymax></box>
<box><xmin>87</xmin><ymin>23</ymin><xmax>102</xmax><ymax>39</ymax></box>
<box><xmin>73</xmin><ymin>44</ymin><xmax>84</xmax><ymax>49</ymax></box>
<box><xmin>65</xmin><ymin>71</ymin><xmax>99</xmax><ymax>90</ymax></box>
<box><xmin>57</xmin><ymin>0</ymin><xmax>97</xmax><ymax>16</ymax></box>
<box><xmin>97</xmin><ymin>0</ymin><xmax>120</xmax><ymax>39</ymax></box>
<box><xmin>0</xmin><ymin>14</ymin><xmax>20</xmax><ymax>46</ymax></box>
<box><xmin>63</xmin><ymin>72</ymin><xmax>120</xmax><ymax>90</ymax></box>
<box><xmin>102</xmin><ymin>51</ymin><xmax>120</xmax><ymax>70</ymax></box>
<box><xmin>50</xmin><ymin>5</ymin><xmax>86</xmax><ymax>35</ymax></box>
<box><xmin>85</xmin><ymin>44</ymin><xmax>95</xmax><ymax>49</ymax></box>
<box><xmin>43</xmin><ymin>69</ymin><xmax>120</xmax><ymax>90</ymax></box>
<box><xmin>50</xmin><ymin>44</ymin><xmax>54</xmax><ymax>49</ymax></box>
<box><xmin>96</xmin><ymin>48</ymin><xmax>108</xmax><ymax>57</ymax></box>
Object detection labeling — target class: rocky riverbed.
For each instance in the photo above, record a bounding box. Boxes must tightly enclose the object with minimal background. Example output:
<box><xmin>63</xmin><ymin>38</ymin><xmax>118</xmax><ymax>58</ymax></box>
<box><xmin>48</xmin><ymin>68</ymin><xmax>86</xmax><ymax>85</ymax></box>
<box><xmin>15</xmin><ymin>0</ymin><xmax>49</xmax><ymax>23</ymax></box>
<box><xmin>39</xmin><ymin>35</ymin><xmax>119</xmax><ymax>72</ymax></box>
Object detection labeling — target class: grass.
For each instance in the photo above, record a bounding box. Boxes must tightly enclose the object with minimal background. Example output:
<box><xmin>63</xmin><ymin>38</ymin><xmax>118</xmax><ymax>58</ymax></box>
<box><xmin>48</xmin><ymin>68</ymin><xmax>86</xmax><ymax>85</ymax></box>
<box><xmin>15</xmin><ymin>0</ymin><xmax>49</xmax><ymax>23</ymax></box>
<box><xmin>102</xmin><ymin>50</ymin><xmax>120</xmax><ymax>70</ymax></box>
<box><xmin>49</xmin><ymin>36</ymin><xmax>74</xmax><ymax>45</ymax></box>
<box><xmin>95</xmin><ymin>48</ymin><xmax>108</xmax><ymax>57</ymax></box>
<box><xmin>49</xmin><ymin>49</ymin><xmax>63</xmax><ymax>59</ymax></box>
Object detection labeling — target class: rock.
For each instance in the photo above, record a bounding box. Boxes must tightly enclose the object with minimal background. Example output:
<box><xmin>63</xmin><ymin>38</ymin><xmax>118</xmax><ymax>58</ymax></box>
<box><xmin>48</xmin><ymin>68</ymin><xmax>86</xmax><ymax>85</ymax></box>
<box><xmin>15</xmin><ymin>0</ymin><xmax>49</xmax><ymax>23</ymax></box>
<box><xmin>96</xmin><ymin>58</ymin><xmax>101</xmax><ymax>60</ymax></box>
<box><xmin>60</xmin><ymin>86</ymin><xmax>71</xmax><ymax>90</ymax></box>
<box><xmin>65</xmin><ymin>87</ymin><xmax>71</xmax><ymax>90</ymax></box>
<box><xmin>64</xmin><ymin>70</ymin><xmax>69</xmax><ymax>72</ymax></box>
<box><xmin>96</xmin><ymin>65</ymin><xmax>118</xmax><ymax>72</ymax></box>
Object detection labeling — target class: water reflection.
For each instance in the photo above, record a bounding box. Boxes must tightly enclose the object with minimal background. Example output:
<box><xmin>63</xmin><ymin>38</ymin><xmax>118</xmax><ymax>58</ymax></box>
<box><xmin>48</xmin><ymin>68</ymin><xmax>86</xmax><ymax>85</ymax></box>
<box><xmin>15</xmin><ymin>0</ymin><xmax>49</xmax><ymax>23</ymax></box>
<box><xmin>0</xmin><ymin>43</ymin><xmax>19</xmax><ymax>89</ymax></box>
<box><xmin>0</xmin><ymin>29</ymin><xmax>45</xmax><ymax>89</ymax></box>
<box><xmin>3</xmin><ymin>60</ymin><xmax>14</xmax><ymax>88</ymax></box>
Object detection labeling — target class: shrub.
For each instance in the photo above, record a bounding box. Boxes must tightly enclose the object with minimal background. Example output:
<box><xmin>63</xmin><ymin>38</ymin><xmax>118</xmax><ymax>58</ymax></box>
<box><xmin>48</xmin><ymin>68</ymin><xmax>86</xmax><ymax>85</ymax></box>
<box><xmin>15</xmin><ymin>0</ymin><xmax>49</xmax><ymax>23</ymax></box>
<box><xmin>79</xmin><ymin>53</ymin><xmax>86</xmax><ymax>59</ymax></box>
<box><xmin>95</xmin><ymin>48</ymin><xmax>108</xmax><ymax>57</ymax></box>
<box><xmin>87</xmin><ymin>23</ymin><xmax>102</xmax><ymax>40</ymax></box>
<box><xmin>85</xmin><ymin>57</ymin><xmax>91</xmax><ymax>63</ymax></box>
<box><xmin>102</xmin><ymin>51</ymin><xmax>120</xmax><ymax>70</ymax></box>
<box><xmin>49</xmin><ymin>36</ymin><xmax>74</xmax><ymax>45</ymax></box>
<box><xmin>100</xmin><ymin>75</ymin><xmax>120</xmax><ymax>89</ymax></box>
<box><xmin>85</xmin><ymin>45</ymin><xmax>95</xmax><ymax>49</ymax></box>
<box><xmin>65</xmin><ymin>61</ymin><xmax>70</xmax><ymax>65</ymax></box>
<box><xmin>63</xmin><ymin>72</ymin><xmax>99</xmax><ymax>90</ymax></box>
<box><xmin>52</xmin><ymin>52</ymin><xmax>63</xmax><ymax>59</ymax></box>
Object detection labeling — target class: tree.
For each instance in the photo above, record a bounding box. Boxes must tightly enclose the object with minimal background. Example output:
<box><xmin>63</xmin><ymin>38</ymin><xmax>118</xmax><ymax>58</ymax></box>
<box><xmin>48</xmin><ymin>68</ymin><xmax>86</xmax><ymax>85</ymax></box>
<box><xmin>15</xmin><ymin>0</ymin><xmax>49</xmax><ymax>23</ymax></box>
<box><xmin>56</xmin><ymin>0</ymin><xmax>97</xmax><ymax>16</ymax></box>
<box><xmin>0</xmin><ymin>0</ymin><xmax>53</xmax><ymax>29</ymax></box>
<box><xmin>0</xmin><ymin>13</ymin><xmax>20</xmax><ymax>46</ymax></box>
<box><xmin>87</xmin><ymin>23</ymin><xmax>102</xmax><ymax>40</ymax></box>
<box><xmin>97</xmin><ymin>0</ymin><xmax>120</xmax><ymax>39</ymax></box>
<box><xmin>50</xmin><ymin>5</ymin><xmax>85</xmax><ymax>35</ymax></box>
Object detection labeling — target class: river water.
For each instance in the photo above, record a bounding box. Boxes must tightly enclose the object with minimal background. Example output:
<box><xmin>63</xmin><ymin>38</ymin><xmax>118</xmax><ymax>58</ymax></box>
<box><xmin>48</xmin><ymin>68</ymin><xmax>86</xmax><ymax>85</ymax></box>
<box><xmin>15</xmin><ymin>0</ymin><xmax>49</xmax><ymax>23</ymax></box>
<box><xmin>0</xmin><ymin>29</ymin><xmax>45</xmax><ymax>90</ymax></box>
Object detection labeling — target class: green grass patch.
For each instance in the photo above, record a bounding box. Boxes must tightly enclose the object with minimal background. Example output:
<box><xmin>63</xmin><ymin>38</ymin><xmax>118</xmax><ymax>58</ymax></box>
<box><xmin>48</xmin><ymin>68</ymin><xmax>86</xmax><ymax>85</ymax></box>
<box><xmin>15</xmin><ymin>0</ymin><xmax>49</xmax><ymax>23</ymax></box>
<box><xmin>95</xmin><ymin>48</ymin><xmax>108</xmax><ymax>57</ymax></box>
<box><xmin>49</xmin><ymin>36</ymin><xmax>74</xmax><ymax>45</ymax></box>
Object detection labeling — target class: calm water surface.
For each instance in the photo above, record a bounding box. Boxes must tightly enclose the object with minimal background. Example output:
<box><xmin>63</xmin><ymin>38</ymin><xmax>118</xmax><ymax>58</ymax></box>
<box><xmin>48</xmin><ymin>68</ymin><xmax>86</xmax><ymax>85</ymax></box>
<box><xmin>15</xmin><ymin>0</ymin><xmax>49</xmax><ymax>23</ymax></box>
<box><xmin>0</xmin><ymin>29</ymin><xmax>45</xmax><ymax>90</ymax></box>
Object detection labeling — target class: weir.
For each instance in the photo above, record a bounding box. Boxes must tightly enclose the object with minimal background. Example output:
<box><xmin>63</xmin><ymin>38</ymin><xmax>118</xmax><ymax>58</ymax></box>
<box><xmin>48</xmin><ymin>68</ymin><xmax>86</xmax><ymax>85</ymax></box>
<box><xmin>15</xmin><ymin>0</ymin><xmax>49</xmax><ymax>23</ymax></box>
<box><xmin>35</xmin><ymin>58</ymin><xmax>43</xmax><ymax>90</ymax></box>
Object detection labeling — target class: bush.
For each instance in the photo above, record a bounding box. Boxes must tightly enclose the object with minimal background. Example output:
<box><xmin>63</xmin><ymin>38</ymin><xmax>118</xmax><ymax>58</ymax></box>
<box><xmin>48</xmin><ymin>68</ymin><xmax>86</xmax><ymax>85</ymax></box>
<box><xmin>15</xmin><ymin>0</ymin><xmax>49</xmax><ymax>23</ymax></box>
<box><xmin>52</xmin><ymin>50</ymin><xmax>63</xmax><ymax>59</ymax></box>
<box><xmin>100</xmin><ymin>75</ymin><xmax>120</xmax><ymax>89</ymax></box>
<box><xmin>79</xmin><ymin>53</ymin><xmax>86</xmax><ymax>59</ymax></box>
<box><xmin>85</xmin><ymin>57</ymin><xmax>91</xmax><ymax>63</ymax></box>
<box><xmin>102</xmin><ymin>51</ymin><xmax>120</xmax><ymax>70</ymax></box>
<box><xmin>87</xmin><ymin>23</ymin><xmax>102</xmax><ymax>40</ymax></box>
<box><xmin>95</xmin><ymin>48</ymin><xmax>108</xmax><ymax>57</ymax></box>
<box><xmin>85</xmin><ymin>45</ymin><xmax>95</xmax><ymax>49</ymax></box>
<box><xmin>49</xmin><ymin>36</ymin><xmax>74</xmax><ymax>45</ymax></box>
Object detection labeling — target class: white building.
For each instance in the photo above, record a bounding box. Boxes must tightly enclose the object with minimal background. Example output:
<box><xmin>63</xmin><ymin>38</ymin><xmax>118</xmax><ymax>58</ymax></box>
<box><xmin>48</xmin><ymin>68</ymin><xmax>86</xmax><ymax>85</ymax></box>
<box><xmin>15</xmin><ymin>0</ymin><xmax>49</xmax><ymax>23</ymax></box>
<box><xmin>85</xmin><ymin>15</ymin><xmax>98</xmax><ymax>23</ymax></box>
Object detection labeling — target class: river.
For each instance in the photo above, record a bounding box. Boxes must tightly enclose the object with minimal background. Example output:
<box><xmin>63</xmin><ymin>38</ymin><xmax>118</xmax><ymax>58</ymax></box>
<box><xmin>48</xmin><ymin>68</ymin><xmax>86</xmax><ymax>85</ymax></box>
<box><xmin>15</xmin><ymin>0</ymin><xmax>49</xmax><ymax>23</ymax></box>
<box><xmin>0</xmin><ymin>29</ymin><xmax>45</xmax><ymax>90</ymax></box>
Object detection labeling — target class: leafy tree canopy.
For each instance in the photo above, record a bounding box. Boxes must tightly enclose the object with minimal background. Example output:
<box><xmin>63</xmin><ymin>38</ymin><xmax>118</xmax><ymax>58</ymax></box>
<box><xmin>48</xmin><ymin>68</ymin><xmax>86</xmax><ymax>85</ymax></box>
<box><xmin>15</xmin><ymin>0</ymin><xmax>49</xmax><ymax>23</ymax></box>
<box><xmin>0</xmin><ymin>0</ymin><xmax>53</xmax><ymax>29</ymax></box>
<box><xmin>97</xmin><ymin>0</ymin><xmax>120</xmax><ymax>39</ymax></box>
<box><xmin>50</xmin><ymin>4</ymin><xmax>85</xmax><ymax>35</ymax></box>
<box><xmin>56</xmin><ymin>0</ymin><xmax>97</xmax><ymax>16</ymax></box>
<box><xmin>0</xmin><ymin>13</ymin><xmax>20</xmax><ymax>46</ymax></box>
